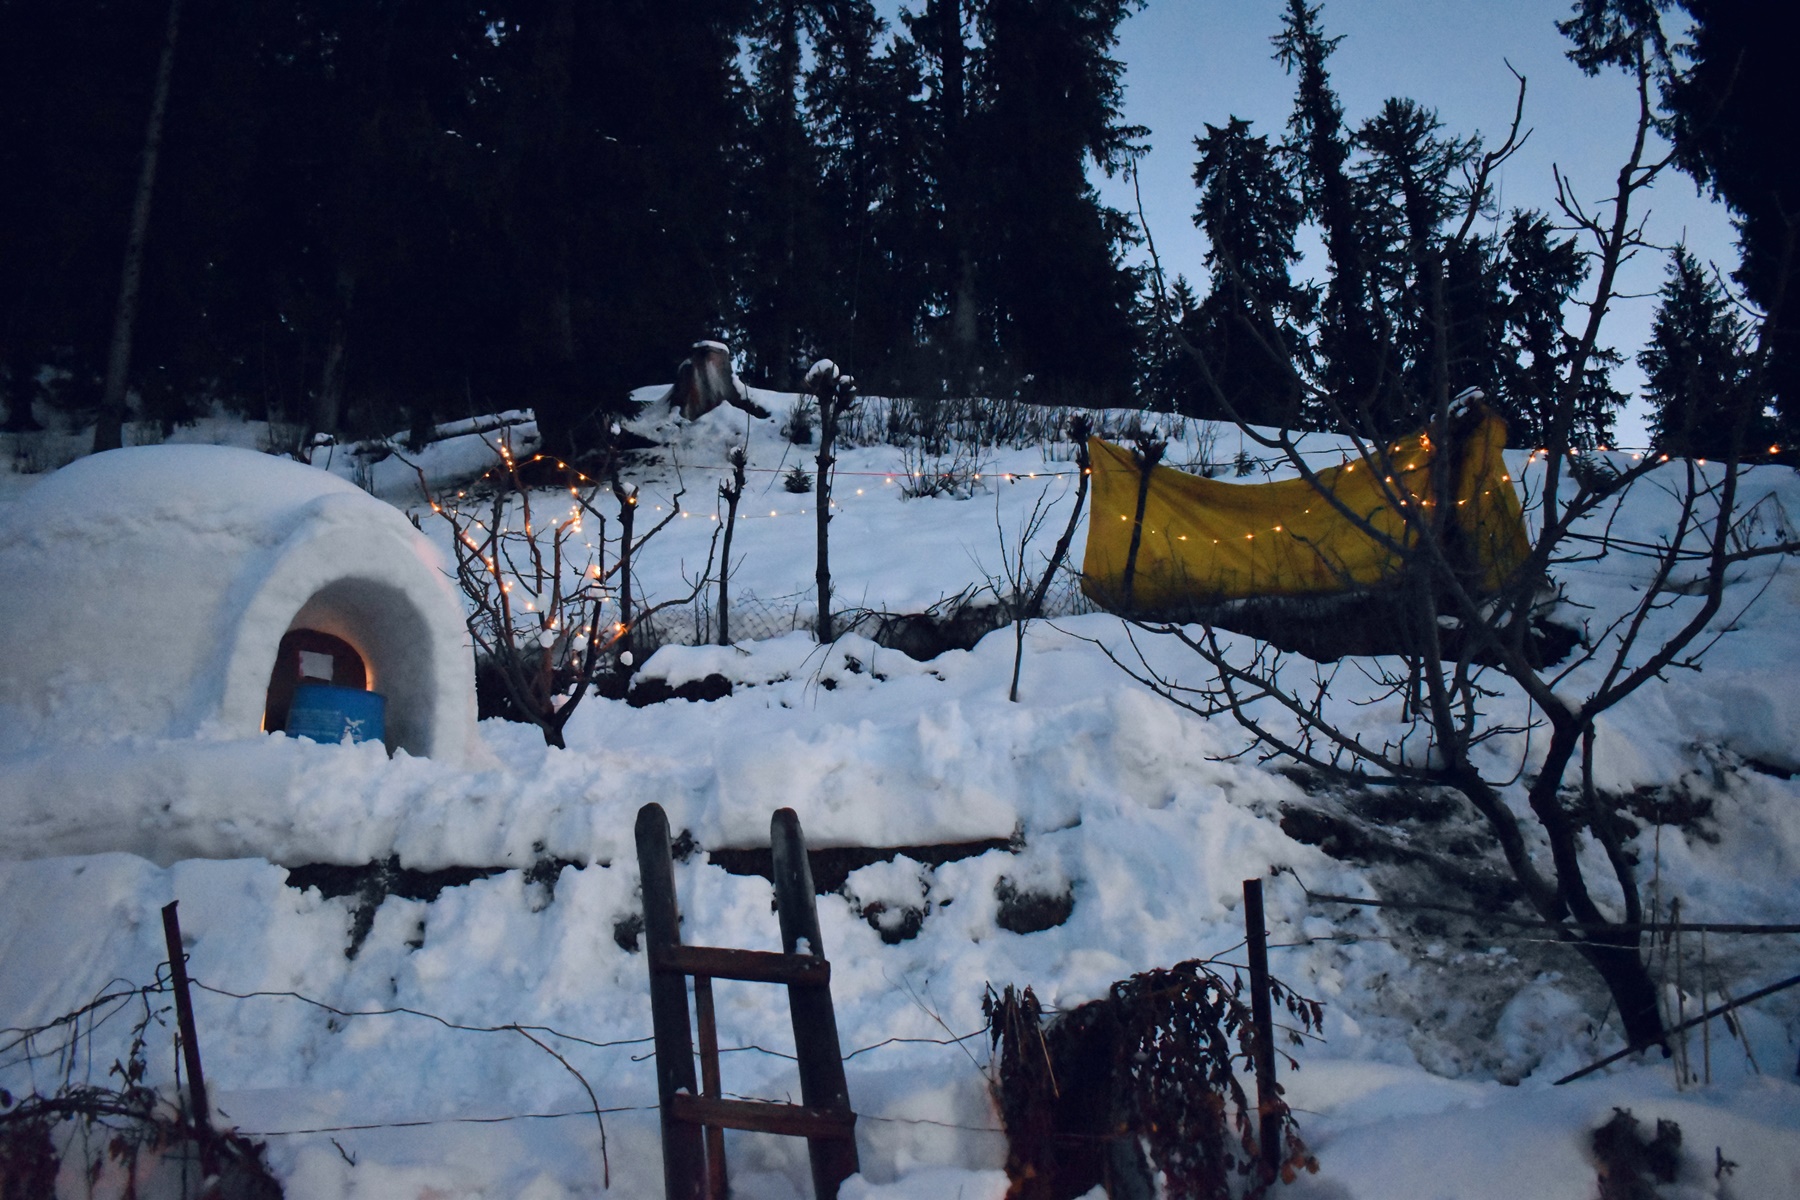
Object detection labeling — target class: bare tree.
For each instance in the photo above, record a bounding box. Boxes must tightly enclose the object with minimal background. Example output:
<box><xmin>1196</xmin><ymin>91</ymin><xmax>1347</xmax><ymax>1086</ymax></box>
<box><xmin>994</xmin><ymin>416</ymin><xmax>1093</xmax><ymax>702</ymax></box>
<box><xmin>416</xmin><ymin>436</ymin><xmax>718</xmax><ymax>747</ymax></box>
<box><xmin>1112</xmin><ymin>13</ymin><xmax>1797</xmax><ymax>1052</ymax></box>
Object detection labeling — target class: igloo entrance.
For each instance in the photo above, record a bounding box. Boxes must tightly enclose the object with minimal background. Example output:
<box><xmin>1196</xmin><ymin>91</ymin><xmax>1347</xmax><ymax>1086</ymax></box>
<box><xmin>258</xmin><ymin>577</ymin><xmax>447</xmax><ymax>756</ymax></box>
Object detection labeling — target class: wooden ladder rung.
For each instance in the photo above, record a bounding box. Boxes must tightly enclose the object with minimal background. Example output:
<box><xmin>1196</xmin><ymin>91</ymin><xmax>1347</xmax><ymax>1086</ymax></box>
<box><xmin>652</xmin><ymin>943</ymin><xmax>832</xmax><ymax>986</ymax></box>
<box><xmin>669</xmin><ymin>1093</ymin><xmax>858</xmax><ymax>1141</ymax></box>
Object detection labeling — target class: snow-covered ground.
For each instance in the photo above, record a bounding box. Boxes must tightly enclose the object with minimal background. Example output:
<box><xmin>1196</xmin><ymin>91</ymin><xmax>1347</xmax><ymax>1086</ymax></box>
<box><xmin>1</xmin><ymin>395</ymin><xmax>1797</xmax><ymax>1198</ymax></box>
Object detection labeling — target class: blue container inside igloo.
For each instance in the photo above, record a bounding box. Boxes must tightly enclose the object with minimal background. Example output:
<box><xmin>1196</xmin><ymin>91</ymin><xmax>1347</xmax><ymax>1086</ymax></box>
<box><xmin>286</xmin><ymin>683</ymin><xmax>386</xmax><ymax>746</ymax></box>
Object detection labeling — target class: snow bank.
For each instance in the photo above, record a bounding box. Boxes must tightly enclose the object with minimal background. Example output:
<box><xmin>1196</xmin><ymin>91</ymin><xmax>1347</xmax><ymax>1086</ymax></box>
<box><xmin>0</xmin><ymin>445</ymin><xmax>481</xmax><ymax>763</ymax></box>
<box><xmin>3</xmin><ymin>407</ymin><xmax>1799</xmax><ymax>1198</ymax></box>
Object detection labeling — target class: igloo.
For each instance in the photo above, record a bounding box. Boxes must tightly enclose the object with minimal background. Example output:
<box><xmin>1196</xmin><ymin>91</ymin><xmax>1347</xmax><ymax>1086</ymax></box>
<box><xmin>0</xmin><ymin>445</ymin><xmax>481</xmax><ymax>762</ymax></box>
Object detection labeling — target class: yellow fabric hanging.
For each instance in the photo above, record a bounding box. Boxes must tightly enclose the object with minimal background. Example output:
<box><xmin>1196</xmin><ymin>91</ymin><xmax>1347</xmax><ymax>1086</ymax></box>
<box><xmin>1080</xmin><ymin>409</ymin><xmax>1530</xmax><ymax>611</ymax></box>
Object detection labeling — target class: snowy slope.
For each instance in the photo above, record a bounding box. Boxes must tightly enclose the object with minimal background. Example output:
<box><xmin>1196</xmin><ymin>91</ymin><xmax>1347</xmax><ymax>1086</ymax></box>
<box><xmin>1</xmin><ymin>399</ymin><xmax>1796</xmax><ymax>1199</ymax></box>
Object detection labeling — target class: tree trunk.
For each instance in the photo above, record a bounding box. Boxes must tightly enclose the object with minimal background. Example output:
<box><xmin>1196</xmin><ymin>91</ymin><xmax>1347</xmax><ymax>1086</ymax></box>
<box><xmin>2</xmin><ymin>349</ymin><xmax>43</xmax><ymax>431</ymax></box>
<box><xmin>312</xmin><ymin>321</ymin><xmax>349</xmax><ymax>439</ymax></box>
<box><xmin>1574</xmin><ymin>929</ymin><xmax>1667</xmax><ymax>1052</ymax></box>
<box><xmin>937</xmin><ymin>1</ymin><xmax>978</xmax><ymax>358</ymax></box>
<box><xmin>93</xmin><ymin>0</ymin><xmax>183</xmax><ymax>454</ymax></box>
<box><xmin>1524</xmin><ymin>725</ymin><xmax>1666</xmax><ymax>1052</ymax></box>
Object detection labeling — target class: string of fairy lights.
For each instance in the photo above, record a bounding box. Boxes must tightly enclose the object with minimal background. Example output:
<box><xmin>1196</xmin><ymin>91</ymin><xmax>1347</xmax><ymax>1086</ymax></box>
<box><xmin>420</xmin><ymin>434</ymin><xmax>1772</xmax><ymax>643</ymax></box>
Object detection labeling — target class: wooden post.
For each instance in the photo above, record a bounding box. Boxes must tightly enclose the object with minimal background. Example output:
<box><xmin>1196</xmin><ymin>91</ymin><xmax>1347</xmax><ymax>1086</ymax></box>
<box><xmin>637</xmin><ymin>804</ymin><xmax>707</xmax><ymax>1200</ymax></box>
<box><xmin>1242</xmin><ymin>878</ymin><xmax>1280</xmax><ymax>1179</ymax></box>
<box><xmin>717</xmin><ymin>447</ymin><xmax>746</xmax><ymax>645</ymax></box>
<box><xmin>159</xmin><ymin>901</ymin><xmax>211</xmax><ymax>1137</ymax></box>
<box><xmin>693</xmin><ymin>976</ymin><xmax>728</xmax><ymax>1199</ymax></box>
<box><xmin>1120</xmin><ymin>436</ymin><xmax>1164</xmax><ymax>612</ymax></box>
<box><xmin>614</xmin><ymin>482</ymin><xmax>639</xmax><ymax>673</ymax></box>
<box><xmin>771</xmin><ymin>808</ymin><xmax>859</xmax><ymax>1198</ymax></box>
<box><xmin>813</xmin><ymin>376</ymin><xmax>839</xmax><ymax>644</ymax></box>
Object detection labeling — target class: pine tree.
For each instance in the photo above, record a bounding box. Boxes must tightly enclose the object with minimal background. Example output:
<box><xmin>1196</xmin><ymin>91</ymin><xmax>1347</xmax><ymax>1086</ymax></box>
<box><xmin>0</xmin><ymin>0</ymin><xmax>176</xmax><ymax>433</ymax></box>
<box><xmin>1661</xmin><ymin>0</ymin><xmax>1797</xmax><ymax>442</ymax></box>
<box><xmin>970</xmin><ymin>0</ymin><xmax>1146</xmax><ymax>406</ymax></box>
<box><xmin>1138</xmin><ymin>272</ymin><xmax>1200</xmax><ymax>414</ymax></box>
<box><xmin>1273</xmin><ymin>0</ymin><xmax>1383</xmax><ymax>424</ymax></box>
<box><xmin>906</xmin><ymin>0</ymin><xmax>980</xmax><ymax>369</ymax></box>
<box><xmin>1184</xmin><ymin>116</ymin><xmax>1312</xmax><ymax>425</ymax></box>
<box><xmin>739</xmin><ymin>0</ymin><xmax>829</xmax><ymax>389</ymax></box>
<box><xmin>1352</xmin><ymin>97</ymin><xmax>1479</xmax><ymax>426</ymax></box>
<box><xmin>804</xmin><ymin>1</ymin><xmax>880</xmax><ymax>351</ymax></box>
<box><xmin>1495</xmin><ymin>211</ymin><xmax>1587</xmax><ymax>448</ymax></box>
<box><xmin>480</xmin><ymin>0</ymin><xmax>746</xmax><ymax>448</ymax></box>
<box><xmin>1639</xmin><ymin>247</ymin><xmax>1756</xmax><ymax>458</ymax></box>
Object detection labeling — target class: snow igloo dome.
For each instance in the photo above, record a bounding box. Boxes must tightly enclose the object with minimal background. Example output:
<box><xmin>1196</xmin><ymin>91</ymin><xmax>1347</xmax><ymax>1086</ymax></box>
<box><xmin>0</xmin><ymin>445</ymin><xmax>480</xmax><ymax>762</ymax></box>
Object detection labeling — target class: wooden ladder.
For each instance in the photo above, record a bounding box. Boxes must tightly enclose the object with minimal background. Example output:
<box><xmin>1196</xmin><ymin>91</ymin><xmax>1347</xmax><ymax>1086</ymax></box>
<box><xmin>636</xmin><ymin>802</ymin><xmax>860</xmax><ymax>1200</ymax></box>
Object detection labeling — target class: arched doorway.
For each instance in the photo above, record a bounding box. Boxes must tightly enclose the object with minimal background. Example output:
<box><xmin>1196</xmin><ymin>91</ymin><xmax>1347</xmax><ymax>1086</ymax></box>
<box><xmin>263</xmin><ymin>629</ymin><xmax>368</xmax><ymax>734</ymax></box>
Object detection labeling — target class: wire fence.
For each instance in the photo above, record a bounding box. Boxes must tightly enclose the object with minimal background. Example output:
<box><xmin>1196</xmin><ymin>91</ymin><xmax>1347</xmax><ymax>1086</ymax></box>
<box><xmin>0</xmin><ymin>964</ymin><xmax>1005</xmax><ymax>1152</ymax></box>
<box><xmin>5</xmin><ymin>890</ymin><xmax>1795</xmax><ymax>1197</ymax></box>
<box><xmin>632</xmin><ymin>570</ymin><xmax>1101</xmax><ymax>659</ymax></box>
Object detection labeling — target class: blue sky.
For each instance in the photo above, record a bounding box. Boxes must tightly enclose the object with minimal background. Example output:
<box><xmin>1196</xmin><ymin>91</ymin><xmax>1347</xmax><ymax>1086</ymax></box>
<box><xmin>1093</xmin><ymin>0</ymin><xmax>1739</xmax><ymax>445</ymax></box>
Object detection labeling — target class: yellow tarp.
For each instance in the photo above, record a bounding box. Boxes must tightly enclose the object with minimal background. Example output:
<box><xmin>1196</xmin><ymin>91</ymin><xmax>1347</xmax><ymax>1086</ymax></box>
<box><xmin>1080</xmin><ymin>410</ymin><xmax>1530</xmax><ymax>611</ymax></box>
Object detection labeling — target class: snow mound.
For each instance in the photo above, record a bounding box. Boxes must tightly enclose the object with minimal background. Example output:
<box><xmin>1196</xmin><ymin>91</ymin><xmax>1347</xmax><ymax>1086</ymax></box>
<box><xmin>0</xmin><ymin>444</ymin><xmax>480</xmax><ymax>763</ymax></box>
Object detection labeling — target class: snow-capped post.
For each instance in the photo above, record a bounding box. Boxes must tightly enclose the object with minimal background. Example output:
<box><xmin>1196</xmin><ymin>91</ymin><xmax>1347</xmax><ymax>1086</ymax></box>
<box><xmin>717</xmin><ymin>445</ymin><xmax>746</xmax><ymax>645</ymax></box>
<box><xmin>159</xmin><ymin>901</ymin><xmax>212</xmax><ymax>1145</ymax></box>
<box><xmin>806</xmin><ymin>359</ymin><xmax>857</xmax><ymax>642</ymax></box>
<box><xmin>612</xmin><ymin>479</ymin><xmax>639</xmax><ymax>673</ymax></box>
<box><xmin>1242</xmin><ymin>878</ymin><xmax>1281</xmax><ymax>1182</ymax></box>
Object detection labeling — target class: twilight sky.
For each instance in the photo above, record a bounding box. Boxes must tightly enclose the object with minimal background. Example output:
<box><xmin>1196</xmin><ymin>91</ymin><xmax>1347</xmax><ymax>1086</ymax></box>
<box><xmin>1085</xmin><ymin>0</ymin><xmax>1740</xmax><ymax>446</ymax></box>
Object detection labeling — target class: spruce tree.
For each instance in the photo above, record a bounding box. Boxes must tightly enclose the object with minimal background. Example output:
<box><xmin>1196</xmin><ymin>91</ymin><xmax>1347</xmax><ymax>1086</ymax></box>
<box><xmin>740</xmin><ymin>0</ymin><xmax>829</xmax><ymax>390</ymax></box>
<box><xmin>1661</xmin><ymin>0</ymin><xmax>1797</xmax><ymax>441</ymax></box>
<box><xmin>1273</xmin><ymin>0</ymin><xmax>1382</xmax><ymax>425</ymax></box>
<box><xmin>1352</xmin><ymin>97</ymin><xmax>1479</xmax><ymax>425</ymax></box>
<box><xmin>1639</xmin><ymin>247</ymin><xmax>1755</xmax><ymax>459</ymax></box>
<box><xmin>1184</xmin><ymin>116</ymin><xmax>1313</xmax><ymax>425</ymax></box>
<box><xmin>971</xmin><ymin>0</ymin><xmax>1145</xmax><ymax>406</ymax></box>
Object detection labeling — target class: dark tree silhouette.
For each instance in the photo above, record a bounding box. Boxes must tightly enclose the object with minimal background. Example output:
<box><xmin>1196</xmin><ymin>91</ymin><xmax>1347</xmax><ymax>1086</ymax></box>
<box><xmin>1639</xmin><ymin>247</ymin><xmax>1758</xmax><ymax>458</ymax></box>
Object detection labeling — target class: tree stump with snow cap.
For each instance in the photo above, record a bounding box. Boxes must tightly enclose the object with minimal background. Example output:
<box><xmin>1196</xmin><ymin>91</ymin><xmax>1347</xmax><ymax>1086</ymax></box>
<box><xmin>667</xmin><ymin>340</ymin><xmax>769</xmax><ymax>421</ymax></box>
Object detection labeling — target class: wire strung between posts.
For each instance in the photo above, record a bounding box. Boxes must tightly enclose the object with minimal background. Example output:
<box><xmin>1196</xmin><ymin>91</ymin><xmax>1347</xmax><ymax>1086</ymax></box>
<box><xmin>1301</xmin><ymin>890</ymin><xmax>1800</xmax><ymax>936</ymax></box>
<box><xmin>189</xmin><ymin>981</ymin><xmax>654</xmax><ymax>1052</ymax></box>
<box><xmin>235</xmin><ymin>1104</ymin><xmax>1015</xmax><ymax>1141</ymax></box>
<box><xmin>194</xmin><ymin>976</ymin><xmax>986</xmax><ymax>1063</ymax></box>
<box><xmin>16</xmin><ymin>974</ymin><xmax>998</xmax><ymax>1156</ymax></box>
<box><xmin>234</xmin><ymin>1105</ymin><xmax>649</xmax><ymax>1138</ymax></box>
<box><xmin>1554</xmin><ymin>971</ymin><xmax>1800</xmax><ymax>1085</ymax></box>
<box><xmin>0</xmin><ymin>972</ymin><xmax>174</xmax><ymax>1076</ymax></box>
<box><xmin>192</xmin><ymin>978</ymin><xmax>622</xmax><ymax>1186</ymax></box>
